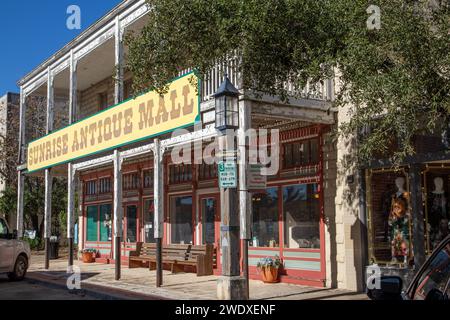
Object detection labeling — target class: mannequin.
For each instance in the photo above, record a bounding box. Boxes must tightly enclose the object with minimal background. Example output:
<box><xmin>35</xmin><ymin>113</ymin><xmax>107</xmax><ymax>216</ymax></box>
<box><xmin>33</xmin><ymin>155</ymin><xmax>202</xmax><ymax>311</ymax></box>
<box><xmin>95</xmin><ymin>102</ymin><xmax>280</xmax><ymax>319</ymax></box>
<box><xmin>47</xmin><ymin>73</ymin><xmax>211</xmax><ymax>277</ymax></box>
<box><xmin>388</xmin><ymin>177</ymin><xmax>410</xmax><ymax>264</ymax></box>
<box><xmin>429</xmin><ymin>177</ymin><xmax>449</xmax><ymax>249</ymax></box>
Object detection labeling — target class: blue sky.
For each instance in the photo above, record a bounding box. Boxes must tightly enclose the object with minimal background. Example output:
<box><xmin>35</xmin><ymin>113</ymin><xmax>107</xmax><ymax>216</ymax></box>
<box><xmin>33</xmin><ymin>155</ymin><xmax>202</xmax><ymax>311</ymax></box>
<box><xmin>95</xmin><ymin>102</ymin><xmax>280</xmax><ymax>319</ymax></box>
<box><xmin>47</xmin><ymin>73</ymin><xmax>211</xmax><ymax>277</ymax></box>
<box><xmin>0</xmin><ymin>0</ymin><xmax>122</xmax><ymax>95</ymax></box>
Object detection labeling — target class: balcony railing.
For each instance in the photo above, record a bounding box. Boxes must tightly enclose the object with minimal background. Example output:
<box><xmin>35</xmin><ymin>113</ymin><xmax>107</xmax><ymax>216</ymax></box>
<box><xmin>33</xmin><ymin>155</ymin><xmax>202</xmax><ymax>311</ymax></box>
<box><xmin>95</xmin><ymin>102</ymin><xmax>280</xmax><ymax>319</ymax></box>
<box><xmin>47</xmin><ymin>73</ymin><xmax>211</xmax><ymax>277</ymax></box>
<box><xmin>179</xmin><ymin>58</ymin><xmax>333</xmax><ymax>103</ymax></box>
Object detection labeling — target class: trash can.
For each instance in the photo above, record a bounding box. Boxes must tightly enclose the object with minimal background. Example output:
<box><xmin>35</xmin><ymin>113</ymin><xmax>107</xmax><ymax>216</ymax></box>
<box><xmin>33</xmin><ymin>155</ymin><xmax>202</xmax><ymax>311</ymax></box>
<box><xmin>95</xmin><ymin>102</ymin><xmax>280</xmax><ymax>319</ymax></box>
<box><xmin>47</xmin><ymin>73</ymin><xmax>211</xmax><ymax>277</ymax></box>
<box><xmin>49</xmin><ymin>237</ymin><xmax>59</xmax><ymax>260</ymax></box>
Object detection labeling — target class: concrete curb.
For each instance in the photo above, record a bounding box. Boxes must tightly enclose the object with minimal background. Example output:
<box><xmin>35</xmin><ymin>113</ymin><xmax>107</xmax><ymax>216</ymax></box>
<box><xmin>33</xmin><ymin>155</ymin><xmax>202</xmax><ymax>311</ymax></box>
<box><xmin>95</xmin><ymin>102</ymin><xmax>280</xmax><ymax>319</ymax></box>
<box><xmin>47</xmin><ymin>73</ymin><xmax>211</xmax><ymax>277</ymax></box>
<box><xmin>25</xmin><ymin>273</ymin><xmax>168</xmax><ymax>300</ymax></box>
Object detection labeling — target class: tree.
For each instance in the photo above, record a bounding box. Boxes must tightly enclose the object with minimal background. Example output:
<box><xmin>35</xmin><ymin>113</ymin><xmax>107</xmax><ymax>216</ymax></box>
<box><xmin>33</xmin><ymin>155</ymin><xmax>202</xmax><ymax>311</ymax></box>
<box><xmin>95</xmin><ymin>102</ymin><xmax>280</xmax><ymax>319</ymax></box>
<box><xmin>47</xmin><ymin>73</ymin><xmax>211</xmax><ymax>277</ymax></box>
<box><xmin>125</xmin><ymin>0</ymin><xmax>449</xmax><ymax>164</ymax></box>
<box><xmin>0</xmin><ymin>94</ymin><xmax>68</xmax><ymax>242</ymax></box>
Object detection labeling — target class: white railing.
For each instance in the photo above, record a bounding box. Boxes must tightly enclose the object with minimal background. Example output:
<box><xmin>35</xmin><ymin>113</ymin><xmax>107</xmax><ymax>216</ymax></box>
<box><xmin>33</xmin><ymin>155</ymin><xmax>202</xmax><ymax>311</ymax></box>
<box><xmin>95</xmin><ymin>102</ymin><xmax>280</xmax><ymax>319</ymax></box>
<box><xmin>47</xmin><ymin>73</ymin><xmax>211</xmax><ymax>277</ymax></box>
<box><xmin>180</xmin><ymin>58</ymin><xmax>332</xmax><ymax>103</ymax></box>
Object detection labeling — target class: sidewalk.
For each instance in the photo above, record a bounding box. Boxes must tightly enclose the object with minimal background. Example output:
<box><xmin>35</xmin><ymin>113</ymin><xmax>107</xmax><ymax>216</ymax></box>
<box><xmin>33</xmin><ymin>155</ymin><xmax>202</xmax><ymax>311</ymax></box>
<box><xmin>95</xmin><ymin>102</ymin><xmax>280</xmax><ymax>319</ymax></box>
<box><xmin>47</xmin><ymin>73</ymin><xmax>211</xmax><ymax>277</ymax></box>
<box><xmin>27</xmin><ymin>253</ymin><xmax>368</xmax><ymax>300</ymax></box>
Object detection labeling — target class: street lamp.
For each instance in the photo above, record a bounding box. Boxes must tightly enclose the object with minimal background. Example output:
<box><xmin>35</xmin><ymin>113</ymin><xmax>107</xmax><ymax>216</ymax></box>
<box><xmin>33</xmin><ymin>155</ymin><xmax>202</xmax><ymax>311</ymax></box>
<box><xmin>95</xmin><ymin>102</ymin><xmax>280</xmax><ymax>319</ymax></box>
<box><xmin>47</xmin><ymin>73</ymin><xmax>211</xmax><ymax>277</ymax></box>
<box><xmin>214</xmin><ymin>75</ymin><xmax>239</xmax><ymax>132</ymax></box>
<box><xmin>214</xmin><ymin>75</ymin><xmax>247</xmax><ymax>300</ymax></box>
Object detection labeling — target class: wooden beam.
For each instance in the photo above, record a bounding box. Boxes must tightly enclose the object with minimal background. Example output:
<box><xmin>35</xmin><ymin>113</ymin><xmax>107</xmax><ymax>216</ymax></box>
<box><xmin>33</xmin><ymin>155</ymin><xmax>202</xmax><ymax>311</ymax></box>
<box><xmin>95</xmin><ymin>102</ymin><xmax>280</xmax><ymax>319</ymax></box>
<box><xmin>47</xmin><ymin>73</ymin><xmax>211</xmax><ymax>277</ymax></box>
<box><xmin>252</xmin><ymin>102</ymin><xmax>335</xmax><ymax>125</ymax></box>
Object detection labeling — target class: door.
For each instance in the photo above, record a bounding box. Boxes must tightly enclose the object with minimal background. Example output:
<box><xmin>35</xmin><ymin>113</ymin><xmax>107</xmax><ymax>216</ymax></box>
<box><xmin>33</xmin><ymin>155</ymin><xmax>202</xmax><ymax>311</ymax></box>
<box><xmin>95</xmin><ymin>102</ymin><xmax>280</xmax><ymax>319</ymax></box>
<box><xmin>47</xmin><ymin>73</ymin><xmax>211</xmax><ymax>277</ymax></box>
<box><xmin>143</xmin><ymin>199</ymin><xmax>156</xmax><ymax>243</ymax></box>
<box><xmin>0</xmin><ymin>219</ymin><xmax>14</xmax><ymax>271</ymax></box>
<box><xmin>124</xmin><ymin>204</ymin><xmax>139</xmax><ymax>243</ymax></box>
<box><xmin>199</xmin><ymin>195</ymin><xmax>221</xmax><ymax>273</ymax></box>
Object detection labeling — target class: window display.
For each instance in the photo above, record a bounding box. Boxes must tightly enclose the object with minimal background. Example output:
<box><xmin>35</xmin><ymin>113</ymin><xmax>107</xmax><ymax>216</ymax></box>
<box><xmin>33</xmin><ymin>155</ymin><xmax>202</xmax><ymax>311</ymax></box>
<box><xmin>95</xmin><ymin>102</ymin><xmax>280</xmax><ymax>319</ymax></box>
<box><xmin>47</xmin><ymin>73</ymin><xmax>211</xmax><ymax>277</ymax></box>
<box><xmin>283</xmin><ymin>184</ymin><xmax>320</xmax><ymax>249</ymax></box>
<box><xmin>252</xmin><ymin>188</ymin><xmax>279</xmax><ymax>248</ymax></box>
<box><xmin>388</xmin><ymin>177</ymin><xmax>411</xmax><ymax>264</ymax></box>
<box><xmin>425</xmin><ymin>172</ymin><xmax>450</xmax><ymax>252</ymax></box>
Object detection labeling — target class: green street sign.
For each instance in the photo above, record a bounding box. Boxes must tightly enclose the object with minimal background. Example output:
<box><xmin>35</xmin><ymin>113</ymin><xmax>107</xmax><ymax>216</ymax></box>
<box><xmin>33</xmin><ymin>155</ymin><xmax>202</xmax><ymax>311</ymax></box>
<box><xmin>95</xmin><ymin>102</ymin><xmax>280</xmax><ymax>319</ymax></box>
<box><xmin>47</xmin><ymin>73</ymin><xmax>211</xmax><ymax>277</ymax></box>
<box><xmin>218</xmin><ymin>161</ymin><xmax>237</xmax><ymax>189</ymax></box>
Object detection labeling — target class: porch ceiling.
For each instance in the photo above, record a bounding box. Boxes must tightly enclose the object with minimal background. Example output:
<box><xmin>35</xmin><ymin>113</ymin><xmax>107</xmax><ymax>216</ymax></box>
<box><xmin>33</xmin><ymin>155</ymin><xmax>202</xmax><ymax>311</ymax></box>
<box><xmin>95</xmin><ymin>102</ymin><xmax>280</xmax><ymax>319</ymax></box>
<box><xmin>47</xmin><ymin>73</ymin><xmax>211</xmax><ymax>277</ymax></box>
<box><xmin>252</xmin><ymin>114</ymin><xmax>313</xmax><ymax>130</ymax></box>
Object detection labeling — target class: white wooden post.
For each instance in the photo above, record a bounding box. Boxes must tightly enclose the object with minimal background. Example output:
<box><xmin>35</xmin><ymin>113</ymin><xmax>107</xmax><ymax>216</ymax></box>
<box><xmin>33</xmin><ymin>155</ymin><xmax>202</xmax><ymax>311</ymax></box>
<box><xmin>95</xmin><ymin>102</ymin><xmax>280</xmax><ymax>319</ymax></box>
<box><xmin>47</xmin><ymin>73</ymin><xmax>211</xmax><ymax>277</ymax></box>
<box><xmin>113</xmin><ymin>16</ymin><xmax>124</xmax><ymax>280</ymax></box>
<box><xmin>16</xmin><ymin>86</ymin><xmax>26</xmax><ymax>238</ymax></box>
<box><xmin>68</xmin><ymin>50</ymin><xmax>77</xmax><ymax>267</ymax></box>
<box><xmin>114</xmin><ymin>16</ymin><xmax>124</xmax><ymax>105</ymax></box>
<box><xmin>44</xmin><ymin>67</ymin><xmax>54</xmax><ymax>270</ymax></box>
<box><xmin>238</xmin><ymin>99</ymin><xmax>252</xmax><ymax>300</ymax></box>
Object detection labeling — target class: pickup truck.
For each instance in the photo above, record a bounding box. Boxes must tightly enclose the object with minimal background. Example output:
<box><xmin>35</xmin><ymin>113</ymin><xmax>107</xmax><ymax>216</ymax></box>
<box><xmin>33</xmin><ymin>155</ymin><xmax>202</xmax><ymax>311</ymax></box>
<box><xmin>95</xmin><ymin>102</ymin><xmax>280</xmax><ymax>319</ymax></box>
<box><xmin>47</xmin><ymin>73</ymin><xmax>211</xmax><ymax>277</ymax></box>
<box><xmin>0</xmin><ymin>217</ymin><xmax>30</xmax><ymax>281</ymax></box>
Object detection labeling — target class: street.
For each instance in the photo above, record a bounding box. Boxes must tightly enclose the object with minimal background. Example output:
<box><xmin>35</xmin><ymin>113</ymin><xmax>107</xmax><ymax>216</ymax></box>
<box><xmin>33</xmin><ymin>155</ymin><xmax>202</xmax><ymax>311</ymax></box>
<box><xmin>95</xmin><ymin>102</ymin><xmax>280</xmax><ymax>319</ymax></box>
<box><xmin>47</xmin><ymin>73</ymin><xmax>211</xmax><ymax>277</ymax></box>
<box><xmin>0</xmin><ymin>276</ymin><xmax>98</xmax><ymax>300</ymax></box>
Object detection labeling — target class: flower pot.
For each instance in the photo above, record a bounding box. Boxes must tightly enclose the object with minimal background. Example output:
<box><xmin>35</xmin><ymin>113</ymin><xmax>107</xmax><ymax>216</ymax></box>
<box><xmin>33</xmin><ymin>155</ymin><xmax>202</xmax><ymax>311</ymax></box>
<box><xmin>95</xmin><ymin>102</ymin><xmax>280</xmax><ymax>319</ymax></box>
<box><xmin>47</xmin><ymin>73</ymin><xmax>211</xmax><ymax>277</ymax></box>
<box><xmin>82</xmin><ymin>252</ymin><xmax>95</xmax><ymax>263</ymax></box>
<box><xmin>260</xmin><ymin>267</ymin><xmax>280</xmax><ymax>283</ymax></box>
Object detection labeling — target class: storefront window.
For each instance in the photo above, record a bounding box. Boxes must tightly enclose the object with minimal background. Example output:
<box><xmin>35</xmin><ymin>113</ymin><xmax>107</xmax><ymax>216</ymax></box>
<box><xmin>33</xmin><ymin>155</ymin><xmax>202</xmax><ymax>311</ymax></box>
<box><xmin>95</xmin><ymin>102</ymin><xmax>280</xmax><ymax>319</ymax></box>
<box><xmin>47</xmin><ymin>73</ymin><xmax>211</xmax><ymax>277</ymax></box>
<box><xmin>252</xmin><ymin>188</ymin><xmax>279</xmax><ymax>248</ymax></box>
<box><xmin>368</xmin><ymin>171</ymin><xmax>413</xmax><ymax>265</ymax></box>
<box><xmin>126</xmin><ymin>205</ymin><xmax>137</xmax><ymax>243</ymax></box>
<box><xmin>202</xmin><ymin>198</ymin><xmax>216</xmax><ymax>245</ymax></box>
<box><xmin>144</xmin><ymin>199</ymin><xmax>156</xmax><ymax>243</ymax></box>
<box><xmin>170</xmin><ymin>196</ymin><xmax>193</xmax><ymax>244</ymax></box>
<box><xmin>283</xmin><ymin>184</ymin><xmax>320</xmax><ymax>249</ymax></box>
<box><xmin>99</xmin><ymin>204</ymin><xmax>112</xmax><ymax>242</ymax></box>
<box><xmin>143</xmin><ymin>170</ymin><xmax>154</xmax><ymax>189</ymax></box>
<box><xmin>425</xmin><ymin>172</ymin><xmax>450</xmax><ymax>252</ymax></box>
<box><xmin>283</xmin><ymin>138</ymin><xmax>319</xmax><ymax>169</ymax></box>
<box><xmin>86</xmin><ymin>206</ymin><xmax>98</xmax><ymax>242</ymax></box>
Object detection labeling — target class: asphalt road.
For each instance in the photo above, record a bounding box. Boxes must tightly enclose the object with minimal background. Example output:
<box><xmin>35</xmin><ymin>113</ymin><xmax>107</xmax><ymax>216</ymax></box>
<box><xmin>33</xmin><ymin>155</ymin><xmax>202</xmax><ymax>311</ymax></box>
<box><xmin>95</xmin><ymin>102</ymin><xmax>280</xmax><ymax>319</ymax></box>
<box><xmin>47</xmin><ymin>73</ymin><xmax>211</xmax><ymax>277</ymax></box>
<box><xmin>0</xmin><ymin>275</ymin><xmax>98</xmax><ymax>300</ymax></box>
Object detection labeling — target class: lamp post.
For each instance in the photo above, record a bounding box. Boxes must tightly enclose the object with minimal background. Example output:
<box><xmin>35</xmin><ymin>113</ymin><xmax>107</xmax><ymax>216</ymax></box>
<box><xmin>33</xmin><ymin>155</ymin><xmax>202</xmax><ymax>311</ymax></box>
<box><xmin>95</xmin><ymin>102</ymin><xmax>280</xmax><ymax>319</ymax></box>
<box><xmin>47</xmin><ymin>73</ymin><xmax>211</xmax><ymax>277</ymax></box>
<box><xmin>215</xmin><ymin>75</ymin><xmax>247</xmax><ymax>300</ymax></box>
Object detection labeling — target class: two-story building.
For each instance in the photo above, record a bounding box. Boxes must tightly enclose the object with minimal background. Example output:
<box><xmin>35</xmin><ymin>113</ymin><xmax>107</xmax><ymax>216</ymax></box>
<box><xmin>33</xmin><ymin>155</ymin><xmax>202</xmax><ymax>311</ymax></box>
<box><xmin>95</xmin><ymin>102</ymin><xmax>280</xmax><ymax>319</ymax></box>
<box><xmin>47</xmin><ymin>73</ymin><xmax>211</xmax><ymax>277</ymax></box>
<box><xmin>16</xmin><ymin>0</ymin><xmax>377</xmax><ymax>293</ymax></box>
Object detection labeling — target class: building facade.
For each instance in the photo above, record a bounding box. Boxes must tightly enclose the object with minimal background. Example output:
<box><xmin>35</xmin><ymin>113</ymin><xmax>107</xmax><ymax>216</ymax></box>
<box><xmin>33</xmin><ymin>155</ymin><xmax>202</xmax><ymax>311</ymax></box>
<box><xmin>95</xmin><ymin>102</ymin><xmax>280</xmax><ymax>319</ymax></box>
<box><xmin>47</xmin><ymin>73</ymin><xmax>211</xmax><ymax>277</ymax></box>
<box><xmin>16</xmin><ymin>0</ymin><xmax>376</xmax><ymax>292</ymax></box>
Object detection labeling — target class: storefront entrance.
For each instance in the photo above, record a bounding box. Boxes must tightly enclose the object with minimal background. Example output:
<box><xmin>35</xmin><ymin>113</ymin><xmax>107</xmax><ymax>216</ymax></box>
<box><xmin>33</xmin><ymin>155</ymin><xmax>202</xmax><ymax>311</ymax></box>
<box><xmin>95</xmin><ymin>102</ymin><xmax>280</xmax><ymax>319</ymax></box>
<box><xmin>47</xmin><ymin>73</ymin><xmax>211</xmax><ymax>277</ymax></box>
<box><xmin>199</xmin><ymin>194</ymin><xmax>221</xmax><ymax>274</ymax></box>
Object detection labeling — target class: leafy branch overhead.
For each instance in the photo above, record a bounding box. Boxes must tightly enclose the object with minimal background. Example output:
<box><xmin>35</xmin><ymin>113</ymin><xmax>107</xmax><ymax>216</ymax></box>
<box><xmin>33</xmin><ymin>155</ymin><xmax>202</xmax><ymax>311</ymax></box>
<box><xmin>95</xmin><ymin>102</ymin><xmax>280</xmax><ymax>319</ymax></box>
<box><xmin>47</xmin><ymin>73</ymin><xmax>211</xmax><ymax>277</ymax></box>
<box><xmin>126</xmin><ymin>0</ymin><xmax>449</xmax><ymax>164</ymax></box>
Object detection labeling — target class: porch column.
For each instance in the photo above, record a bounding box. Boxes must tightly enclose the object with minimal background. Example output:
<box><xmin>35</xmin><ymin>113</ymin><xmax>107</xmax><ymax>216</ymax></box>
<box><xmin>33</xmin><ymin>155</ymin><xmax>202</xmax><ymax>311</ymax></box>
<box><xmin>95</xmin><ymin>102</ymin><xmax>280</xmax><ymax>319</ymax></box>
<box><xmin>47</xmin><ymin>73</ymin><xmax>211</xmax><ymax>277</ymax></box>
<box><xmin>113</xmin><ymin>150</ymin><xmax>123</xmax><ymax>280</ymax></box>
<box><xmin>153</xmin><ymin>139</ymin><xmax>164</xmax><ymax>287</ymax></box>
<box><xmin>16</xmin><ymin>87</ymin><xmax>26</xmax><ymax>238</ymax></box>
<box><xmin>114</xmin><ymin>16</ymin><xmax>124</xmax><ymax>104</ymax></box>
<box><xmin>238</xmin><ymin>99</ymin><xmax>252</xmax><ymax>300</ymax></box>
<box><xmin>44</xmin><ymin>67</ymin><xmax>54</xmax><ymax>270</ymax></box>
<box><xmin>67</xmin><ymin>50</ymin><xmax>77</xmax><ymax>267</ymax></box>
<box><xmin>113</xmin><ymin>16</ymin><xmax>124</xmax><ymax>279</ymax></box>
<box><xmin>409</xmin><ymin>164</ymin><xmax>426</xmax><ymax>267</ymax></box>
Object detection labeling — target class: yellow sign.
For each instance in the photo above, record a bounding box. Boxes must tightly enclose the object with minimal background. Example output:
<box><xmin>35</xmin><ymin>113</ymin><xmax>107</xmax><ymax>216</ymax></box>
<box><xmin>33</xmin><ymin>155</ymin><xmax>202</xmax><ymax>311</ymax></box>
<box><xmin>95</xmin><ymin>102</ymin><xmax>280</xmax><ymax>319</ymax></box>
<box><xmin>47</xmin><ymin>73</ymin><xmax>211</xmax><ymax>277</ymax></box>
<box><xmin>27</xmin><ymin>72</ymin><xmax>200</xmax><ymax>173</ymax></box>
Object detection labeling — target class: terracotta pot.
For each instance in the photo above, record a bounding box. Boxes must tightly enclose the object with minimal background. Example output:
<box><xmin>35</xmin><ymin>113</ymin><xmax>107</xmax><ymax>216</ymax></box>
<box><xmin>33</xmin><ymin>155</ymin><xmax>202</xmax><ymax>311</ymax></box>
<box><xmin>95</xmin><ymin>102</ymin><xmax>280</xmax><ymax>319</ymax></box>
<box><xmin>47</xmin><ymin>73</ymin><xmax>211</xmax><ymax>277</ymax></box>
<box><xmin>260</xmin><ymin>267</ymin><xmax>280</xmax><ymax>283</ymax></box>
<box><xmin>82</xmin><ymin>252</ymin><xmax>95</xmax><ymax>263</ymax></box>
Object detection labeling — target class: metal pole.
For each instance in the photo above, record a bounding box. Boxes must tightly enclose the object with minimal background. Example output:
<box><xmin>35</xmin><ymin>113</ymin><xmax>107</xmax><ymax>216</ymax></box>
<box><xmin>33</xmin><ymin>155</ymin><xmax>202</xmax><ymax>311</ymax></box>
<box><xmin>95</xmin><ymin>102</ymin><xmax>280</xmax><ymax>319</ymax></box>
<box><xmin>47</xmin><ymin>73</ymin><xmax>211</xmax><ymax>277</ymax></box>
<box><xmin>154</xmin><ymin>139</ymin><xmax>164</xmax><ymax>287</ymax></box>
<box><xmin>243</xmin><ymin>239</ymin><xmax>249</xmax><ymax>298</ymax></box>
<box><xmin>113</xmin><ymin>150</ymin><xmax>123</xmax><ymax>280</ymax></box>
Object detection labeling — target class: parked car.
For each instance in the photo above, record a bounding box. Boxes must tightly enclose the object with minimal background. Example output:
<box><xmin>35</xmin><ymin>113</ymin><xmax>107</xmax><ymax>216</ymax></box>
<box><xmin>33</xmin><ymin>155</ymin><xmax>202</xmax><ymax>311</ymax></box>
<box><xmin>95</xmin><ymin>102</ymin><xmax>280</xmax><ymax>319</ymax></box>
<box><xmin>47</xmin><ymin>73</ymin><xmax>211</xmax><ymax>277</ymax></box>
<box><xmin>0</xmin><ymin>217</ymin><xmax>31</xmax><ymax>281</ymax></box>
<box><xmin>367</xmin><ymin>234</ymin><xmax>450</xmax><ymax>300</ymax></box>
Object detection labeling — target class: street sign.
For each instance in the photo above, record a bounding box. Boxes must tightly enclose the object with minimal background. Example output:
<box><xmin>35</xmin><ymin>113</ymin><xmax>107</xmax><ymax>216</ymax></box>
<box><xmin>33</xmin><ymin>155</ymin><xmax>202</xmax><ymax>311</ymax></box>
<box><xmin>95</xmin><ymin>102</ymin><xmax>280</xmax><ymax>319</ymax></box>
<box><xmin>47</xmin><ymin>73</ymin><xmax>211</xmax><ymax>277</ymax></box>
<box><xmin>248</xmin><ymin>164</ymin><xmax>267</xmax><ymax>191</ymax></box>
<box><xmin>218</xmin><ymin>161</ymin><xmax>237</xmax><ymax>188</ymax></box>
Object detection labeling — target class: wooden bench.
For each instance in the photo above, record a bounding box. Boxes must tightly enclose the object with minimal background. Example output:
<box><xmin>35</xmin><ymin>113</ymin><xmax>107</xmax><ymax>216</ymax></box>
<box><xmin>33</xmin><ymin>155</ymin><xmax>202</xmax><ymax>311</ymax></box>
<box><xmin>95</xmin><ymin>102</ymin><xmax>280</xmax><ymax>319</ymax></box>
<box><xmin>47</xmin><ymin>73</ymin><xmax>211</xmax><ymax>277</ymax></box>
<box><xmin>129</xmin><ymin>243</ymin><xmax>214</xmax><ymax>276</ymax></box>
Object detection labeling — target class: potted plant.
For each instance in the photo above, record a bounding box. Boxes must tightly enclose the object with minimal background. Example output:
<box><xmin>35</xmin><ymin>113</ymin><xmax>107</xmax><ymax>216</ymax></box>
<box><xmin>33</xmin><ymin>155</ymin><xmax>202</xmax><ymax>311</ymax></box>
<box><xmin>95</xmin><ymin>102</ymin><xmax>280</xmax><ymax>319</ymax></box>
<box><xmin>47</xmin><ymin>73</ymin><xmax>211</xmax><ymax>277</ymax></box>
<box><xmin>81</xmin><ymin>248</ymin><xmax>97</xmax><ymax>263</ymax></box>
<box><xmin>257</xmin><ymin>255</ymin><xmax>282</xmax><ymax>283</ymax></box>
